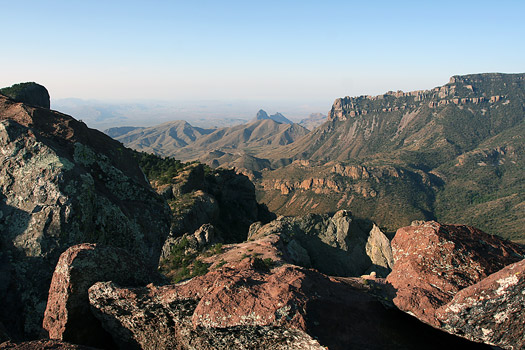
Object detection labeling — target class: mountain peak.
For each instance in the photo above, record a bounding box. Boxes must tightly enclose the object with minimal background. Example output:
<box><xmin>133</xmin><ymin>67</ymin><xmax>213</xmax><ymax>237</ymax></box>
<box><xmin>254</xmin><ymin>110</ymin><xmax>293</xmax><ymax>124</ymax></box>
<box><xmin>256</xmin><ymin>109</ymin><xmax>269</xmax><ymax>120</ymax></box>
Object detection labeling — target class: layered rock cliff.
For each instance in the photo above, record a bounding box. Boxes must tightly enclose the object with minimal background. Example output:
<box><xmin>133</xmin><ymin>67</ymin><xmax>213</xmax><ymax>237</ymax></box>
<box><xmin>254</xmin><ymin>73</ymin><xmax>524</xmax><ymax>241</ymax></box>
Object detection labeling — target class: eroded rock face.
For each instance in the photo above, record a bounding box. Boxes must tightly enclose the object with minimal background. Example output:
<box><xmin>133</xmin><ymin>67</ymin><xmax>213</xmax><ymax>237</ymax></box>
<box><xmin>42</xmin><ymin>244</ymin><xmax>160</xmax><ymax>348</ymax></box>
<box><xmin>436</xmin><ymin>259</ymin><xmax>525</xmax><ymax>349</ymax></box>
<box><xmin>247</xmin><ymin>210</ymin><xmax>394</xmax><ymax>277</ymax></box>
<box><xmin>88</xmin><ymin>258</ymin><xmax>491</xmax><ymax>350</ymax></box>
<box><xmin>386</xmin><ymin>221</ymin><xmax>525</xmax><ymax>326</ymax></box>
<box><xmin>0</xmin><ymin>96</ymin><xmax>170</xmax><ymax>338</ymax></box>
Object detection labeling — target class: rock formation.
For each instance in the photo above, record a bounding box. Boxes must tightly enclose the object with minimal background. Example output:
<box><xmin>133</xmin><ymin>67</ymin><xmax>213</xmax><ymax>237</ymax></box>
<box><xmin>0</xmin><ymin>82</ymin><xmax>50</xmax><ymax>109</ymax></box>
<box><xmin>43</xmin><ymin>244</ymin><xmax>161</xmax><ymax>348</ymax></box>
<box><xmin>156</xmin><ymin>162</ymin><xmax>275</xmax><ymax>257</ymax></box>
<box><xmin>248</xmin><ymin>210</ymin><xmax>394</xmax><ymax>277</ymax></box>
<box><xmin>88</xmin><ymin>257</ymin><xmax>489</xmax><ymax>350</ymax></box>
<box><xmin>386</xmin><ymin>221</ymin><xmax>525</xmax><ymax>326</ymax></box>
<box><xmin>0</xmin><ymin>94</ymin><xmax>170</xmax><ymax>339</ymax></box>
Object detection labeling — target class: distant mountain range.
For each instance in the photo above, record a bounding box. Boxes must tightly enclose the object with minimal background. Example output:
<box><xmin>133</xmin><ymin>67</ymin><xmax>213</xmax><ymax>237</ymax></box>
<box><xmin>107</xmin><ymin>112</ymin><xmax>310</xmax><ymax>165</ymax></box>
<box><xmin>107</xmin><ymin>73</ymin><xmax>524</xmax><ymax>242</ymax></box>
<box><xmin>298</xmin><ymin>112</ymin><xmax>327</xmax><ymax>130</ymax></box>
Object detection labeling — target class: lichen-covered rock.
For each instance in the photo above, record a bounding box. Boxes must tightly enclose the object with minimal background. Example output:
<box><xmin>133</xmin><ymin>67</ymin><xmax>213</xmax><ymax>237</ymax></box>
<box><xmin>436</xmin><ymin>259</ymin><xmax>525</xmax><ymax>349</ymax></box>
<box><xmin>386</xmin><ymin>221</ymin><xmax>525</xmax><ymax>327</ymax></box>
<box><xmin>247</xmin><ymin>210</ymin><xmax>393</xmax><ymax>277</ymax></box>
<box><xmin>42</xmin><ymin>244</ymin><xmax>161</xmax><ymax>348</ymax></box>
<box><xmin>0</xmin><ymin>95</ymin><xmax>170</xmax><ymax>338</ymax></box>
<box><xmin>0</xmin><ymin>339</ymin><xmax>99</xmax><ymax>350</ymax></box>
<box><xmin>89</xmin><ymin>258</ymin><xmax>490</xmax><ymax>350</ymax></box>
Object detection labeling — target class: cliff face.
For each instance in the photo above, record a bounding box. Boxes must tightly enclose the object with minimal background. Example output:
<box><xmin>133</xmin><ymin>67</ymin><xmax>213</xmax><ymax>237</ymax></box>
<box><xmin>0</xmin><ymin>95</ymin><xmax>170</xmax><ymax>339</ymax></box>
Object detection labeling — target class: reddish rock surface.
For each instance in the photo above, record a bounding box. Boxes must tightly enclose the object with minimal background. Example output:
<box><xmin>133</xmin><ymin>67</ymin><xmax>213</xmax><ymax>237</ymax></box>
<box><xmin>436</xmin><ymin>259</ymin><xmax>525</xmax><ymax>349</ymax></box>
<box><xmin>0</xmin><ymin>339</ymin><xmax>98</xmax><ymax>349</ymax></box>
<box><xmin>89</xmin><ymin>258</ymin><xmax>491</xmax><ymax>349</ymax></box>
<box><xmin>386</xmin><ymin>221</ymin><xmax>525</xmax><ymax>326</ymax></box>
<box><xmin>42</xmin><ymin>244</ymin><xmax>158</xmax><ymax>349</ymax></box>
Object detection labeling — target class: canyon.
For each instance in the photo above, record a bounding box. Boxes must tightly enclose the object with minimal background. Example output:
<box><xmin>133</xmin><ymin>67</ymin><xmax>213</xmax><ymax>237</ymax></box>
<box><xmin>0</xmin><ymin>77</ymin><xmax>523</xmax><ymax>349</ymax></box>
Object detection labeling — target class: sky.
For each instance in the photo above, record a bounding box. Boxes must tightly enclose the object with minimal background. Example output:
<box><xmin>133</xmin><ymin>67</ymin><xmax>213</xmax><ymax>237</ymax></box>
<box><xmin>1</xmin><ymin>0</ymin><xmax>525</xmax><ymax>120</ymax></box>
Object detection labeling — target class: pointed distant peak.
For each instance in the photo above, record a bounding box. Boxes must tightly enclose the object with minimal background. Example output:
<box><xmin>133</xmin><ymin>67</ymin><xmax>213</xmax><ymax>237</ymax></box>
<box><xmin>269</xmin><ymin>112</ymin><xmax>293</xmax><ymax>124</ymax></box>
<box><xmin>256</xmin><ymin>109</ymin><xmax>269</xmax><ymax>120</ymax></box>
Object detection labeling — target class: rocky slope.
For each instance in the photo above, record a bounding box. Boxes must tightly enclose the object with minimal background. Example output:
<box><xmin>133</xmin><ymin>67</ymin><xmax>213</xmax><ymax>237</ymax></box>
<box><xmin>0</xmin><ymin>93</ymin><xmax>170</xmax><ymax>339</ymax></box>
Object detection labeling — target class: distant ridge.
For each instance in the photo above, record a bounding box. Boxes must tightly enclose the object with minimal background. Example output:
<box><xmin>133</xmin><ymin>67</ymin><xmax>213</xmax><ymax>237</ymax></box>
<box><xmin>110</xmin><ymin>117</ymin><xmax>310</xmax><ymax>163</ymax></box>
<box><xmin>253</xmin><ymin>109</ymin><xmax>294</xmax><ymax>124</ymax></box>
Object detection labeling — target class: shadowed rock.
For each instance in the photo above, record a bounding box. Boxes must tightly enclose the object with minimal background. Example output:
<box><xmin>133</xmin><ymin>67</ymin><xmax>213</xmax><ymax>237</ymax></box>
<box><xmin>43</xmin><ymin>244</ymin><xmax>161</xmax><ymax>348</ymax></box>
<box><xmin>248</xmin><ymin>210</ymin><xmax>394</xmax><ymax>277</ymax></box>
<box><xmin>0</xmin><ymin>82</ymin><xmax>50</xmax><ymax>109</ymax></box>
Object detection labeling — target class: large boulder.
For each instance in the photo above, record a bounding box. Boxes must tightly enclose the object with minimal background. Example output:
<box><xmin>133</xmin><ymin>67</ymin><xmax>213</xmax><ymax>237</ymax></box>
<box><xmin>436</xmin><ymin>259</ymin><xmax>525</xmax><ymax>349</ymax></box>
<box><xmin>89</xmin><ymin>257</ymin><xmax>491</xmax><ymax>350</ymax></box>
<box><xmin>43</xmin><ymin>244</ymin><xmax>160</xmax><ymax>348</ymax></box>
<box><xmin>247</xmin><ymin>210</ymin><xmax>394</xmax><ymax>277</ymax></box>
<box><xmin>0</xmin><ymin>94</ymin><xmax>170</xmax><ymax>338</ymax></box>
<box><xmin>386</xmin><ymin>221</ymin><xmax>524</xmax><ymax>326</ymax></box>
<box><xmin>0</xmin><ymin>82</ymin><xmax>50</xmax><ymax>109</ymax></box>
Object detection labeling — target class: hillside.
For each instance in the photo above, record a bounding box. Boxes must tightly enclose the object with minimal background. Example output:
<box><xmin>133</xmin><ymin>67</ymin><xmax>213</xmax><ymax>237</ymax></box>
<box><xmin>112</xmin><ymin>117</ymin><xmax>310</xmax><ymax>164</ymax></box>
<box><xmin>110</xmin><ymin>120</ymin><xmax>214</xmax><ymax>155</ymax></box>
<box><xmin>254</xmin><ymin>73</ymin><xmax>525</xmax><ymax>241</ymax></box>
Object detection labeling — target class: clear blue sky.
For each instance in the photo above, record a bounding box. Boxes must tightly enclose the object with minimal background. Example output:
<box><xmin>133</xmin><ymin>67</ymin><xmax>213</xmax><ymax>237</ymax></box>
<box><xmin>2</xmin><ymin>0</ymin><xmax>524</xmax><ymax>106</ymax></box>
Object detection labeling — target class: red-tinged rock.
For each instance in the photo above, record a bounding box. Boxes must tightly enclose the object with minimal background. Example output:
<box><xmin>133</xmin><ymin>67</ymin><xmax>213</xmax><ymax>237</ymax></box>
<box><xmin>42</xmin><ymin>244</ymin><xmax>158</xmax><ymax>349</ymax></box>
<box><xmin>0</xmin><ymin>339</ymin><xmax>99</xmax><ymax>350</ymax></box>
<box><xmin>386</xmin><ymin>221</ymin><xmax>525</xmax><ymax>327</ymax></box>
<box><xmin>436</xmin><ymin>259</ymin><xmax>525</xmax><ymax>349</ymax></box>
<box><xmin>89</xmin><ymin>258</ymin><xmax>492</xmax><ymax>350</ymax></box>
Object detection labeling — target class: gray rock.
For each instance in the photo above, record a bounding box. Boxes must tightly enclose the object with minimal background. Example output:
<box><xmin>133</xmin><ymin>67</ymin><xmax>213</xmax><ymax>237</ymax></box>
<box><xmin>247</xmin><ymin>210</ymin><xmax>393</xmax><ymax>277</ymax></box>
<box><xmin>194</xmin><ymin>223</ymin><xmax>222</xmax><ymax>246</ymax></box>
<box><xmin>0</xmin><ymin>96</ymin><xmax>170</xmax><ymax>338</ymax></box>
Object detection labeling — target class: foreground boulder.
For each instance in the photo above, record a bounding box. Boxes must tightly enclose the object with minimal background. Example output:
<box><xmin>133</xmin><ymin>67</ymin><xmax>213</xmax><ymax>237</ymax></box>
<box><xmin>436</xmin><ymin>259</ymin><xmax>525</xmax><ymax>349</ymax></box>
<box><xmin>248</xmin><ymin>210</ymin><xmax>394</xmax><ymax>277</ymax></box>
<box><xmin>386</xmin><ymin>221</ymin><xmax>525</xmax><ymax>326</ymax></box>
<box><xmin>0</xmin><ymin>94</ymin><xmax>170</xmax><ymax>338</ymax></box>
<box><xmin>43</xmin><ymin>244</ymin><xmax>160</xmax><ymax>348</ymax></box>
<box><xmin>89</xmin><ymin>258</ymin><xmax>491</xmax><ymax>350</ymax></box>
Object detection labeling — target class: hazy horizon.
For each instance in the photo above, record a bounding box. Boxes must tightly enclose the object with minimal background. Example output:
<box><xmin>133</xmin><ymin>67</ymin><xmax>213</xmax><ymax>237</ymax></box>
<box><xmin>2</xmin><ymin>0</ymin><xmax>524</xmax><ymax>129</ymax></box>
